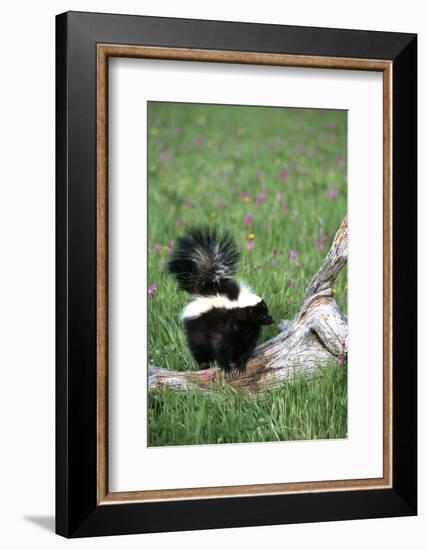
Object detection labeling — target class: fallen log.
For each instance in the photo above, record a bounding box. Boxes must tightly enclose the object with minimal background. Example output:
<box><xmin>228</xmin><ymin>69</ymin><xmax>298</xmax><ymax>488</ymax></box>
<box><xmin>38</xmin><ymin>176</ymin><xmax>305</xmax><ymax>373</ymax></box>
<box><xmin>149</xmin><ymin>216</ymin><xmax>348</xmax><ymax>394</ymax></box>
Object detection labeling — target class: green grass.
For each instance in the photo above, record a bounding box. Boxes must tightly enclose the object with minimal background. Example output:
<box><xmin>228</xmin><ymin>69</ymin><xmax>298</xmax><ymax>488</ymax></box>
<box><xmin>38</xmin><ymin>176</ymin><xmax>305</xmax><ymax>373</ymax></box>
<box><xmin>147</xmin><ymin>102</ymin><xmax>347</xmax><ymax>446</ymax></box>
<box><xmin>148</xmin><ymin>364</ymin><xmax>347</xmax><ymax>447</ymax></box>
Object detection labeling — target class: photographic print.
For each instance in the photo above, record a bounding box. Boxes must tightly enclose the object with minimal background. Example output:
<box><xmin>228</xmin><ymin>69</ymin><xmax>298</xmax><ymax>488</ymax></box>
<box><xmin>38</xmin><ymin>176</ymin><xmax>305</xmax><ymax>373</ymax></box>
<box><xmin>57</xmin><ymin>13</ymin><xmax>417</xmax><ymax>536</ymax></box>
<box><xmin>147</xmin><ymin>101</ymin><xmax>348</xmax><ymax>447</ymax></box>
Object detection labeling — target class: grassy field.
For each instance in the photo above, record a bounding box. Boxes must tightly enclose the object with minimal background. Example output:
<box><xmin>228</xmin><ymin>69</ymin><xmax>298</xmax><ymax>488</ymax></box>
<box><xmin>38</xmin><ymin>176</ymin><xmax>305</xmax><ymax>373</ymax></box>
<box><xmin>147</xmin><ymin>102</ymin><xmax>347</xmax><ymax>446</ymax></box>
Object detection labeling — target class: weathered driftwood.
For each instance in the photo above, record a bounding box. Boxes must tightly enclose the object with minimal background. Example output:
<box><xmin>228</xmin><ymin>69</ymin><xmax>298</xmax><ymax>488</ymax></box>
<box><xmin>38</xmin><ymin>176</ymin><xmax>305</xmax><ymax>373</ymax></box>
<box><xmin>149</xmin><ymin>216</ymin><xmax>348</xmax><ymax>394</ymax></box>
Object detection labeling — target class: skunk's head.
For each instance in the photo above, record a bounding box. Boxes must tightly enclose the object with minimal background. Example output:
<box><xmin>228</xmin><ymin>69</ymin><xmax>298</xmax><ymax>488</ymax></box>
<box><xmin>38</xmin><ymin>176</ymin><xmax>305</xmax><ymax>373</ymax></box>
<box><xmin>238</xmin><ymin>300</ymin><xmax>274</xmax><ymax>326</ymax></box>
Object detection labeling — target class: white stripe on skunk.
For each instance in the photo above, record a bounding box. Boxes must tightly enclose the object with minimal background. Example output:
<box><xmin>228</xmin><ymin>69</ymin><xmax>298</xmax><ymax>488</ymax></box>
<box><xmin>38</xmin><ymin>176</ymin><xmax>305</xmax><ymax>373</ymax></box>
<box><xmin>181</xmin><ymin>282</ymin><xmax>262</xmax><ymax>320</ymax></box>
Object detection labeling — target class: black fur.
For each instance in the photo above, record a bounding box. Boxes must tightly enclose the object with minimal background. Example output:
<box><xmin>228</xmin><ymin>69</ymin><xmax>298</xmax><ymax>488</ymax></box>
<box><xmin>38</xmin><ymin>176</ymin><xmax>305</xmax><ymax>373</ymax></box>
<box><xmin>184</xmin><ymin>300</ymin><xmax>274</xmax><ymax>373</ymax></box>
<box><xmin>168</xmin><ymin>226</ymin><xmax>274</xmax><ymax>373</ymax></box>
<box><xmin>167</xmin><ymin>226</ymin><xmax>240</xmax><ymax>297</ymax></box>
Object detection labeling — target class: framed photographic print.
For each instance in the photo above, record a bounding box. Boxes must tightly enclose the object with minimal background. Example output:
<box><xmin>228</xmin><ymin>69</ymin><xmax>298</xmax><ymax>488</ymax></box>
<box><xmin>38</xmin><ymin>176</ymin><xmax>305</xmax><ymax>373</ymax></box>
<box><xmin>56</xmin><ymin>11</ymin><xmax>417</xmax><ymax>538</ymax></box>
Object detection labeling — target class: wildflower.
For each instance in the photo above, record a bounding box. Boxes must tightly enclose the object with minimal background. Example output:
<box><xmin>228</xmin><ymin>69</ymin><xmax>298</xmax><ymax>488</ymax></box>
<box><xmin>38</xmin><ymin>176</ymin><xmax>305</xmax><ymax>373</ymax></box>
<box><xmin>283</xmin><ymin>204</ymin><xmax>289</xmax><ymax>215</ymax></box>
<box><xmin>256</xmin><ymin>190</ymin><xmax>267</xmax><ymax>205</ymax></box>
<box><xmin>287</xmin><ymin>298</ymin><xmax>293</xmax><ymax>305</ymax></box>
<box><xmin>193</xmin><ymin>135</ymin><xmax>204</xmax><ymax>146</ymax></box>
<box><xmin>287</xmin><ymin>279</ymin><xmax>295</xmax><ymax>287</ymax></box>
<box><xmin>209</xmin><ymin>212</ymin><xmax>217</xmax><ymax>219</ymax></box>
<box><xmin>288</xmin><ymin>250</ymin><xmax>299</xmax><ymax>260</ymax></box>
<box><xmin>148</xmin><ymin>283</ymin><xmax>157</xmax><ymax>297</ymax></box>
<box><xmin>246</xmin><ymin>240</ymin><xmax>255</xmax><ymax>251</ymax></box>
<box><xmin>149</xmin><ymin>164</ymin><xmax>158</xmax><ymax>174</ymax></box>
<box><xmin>240</xmin><ymin>191</ymin><xmax>253</xmax><ymax>204</ymax></box>
<box><xmin>203</xmin><ymin>369</ymin><xmax>216</xmax><ymax>379</ymax></box>
<box><xmin>316</xmin><ymin>227</ymin><xmax>329</xmax><ymax>251</ymax></box>
<box><xmin>247</xmin><ymin>232</ymin><xmax>256</xmax><ymax>240</ymax></box>
<box><xmin>244</xmin><ymin>212</ymin><xmax>253</xmax><ymax>226</ymax></box>
<box><xmin>276</xmin><ymin>193</ymin><xmax>284</xmax><ymax>202</ymax></box>
<box><xmin>217</xmin><ymin>201</ymin><xmax>225</xmax><ymax>209</ymax></box>
<box><xmin>150</xmin><ymin>127</ymin><xmax>159</xmax><ymax>136</ymax></box>
<box><xmin>277</xmin><ymin>168</ymin><xmax>289</xmax><ymax>180</ymax></box>
<box><xmin>153</xmin><ymin>243</ymin><xmax>162</xmax><ymax>252</ymax></box>
<box><xmin>326</xmin><ymin>187</ymin><xmax>337</xmax><ymax>200</ymax></box>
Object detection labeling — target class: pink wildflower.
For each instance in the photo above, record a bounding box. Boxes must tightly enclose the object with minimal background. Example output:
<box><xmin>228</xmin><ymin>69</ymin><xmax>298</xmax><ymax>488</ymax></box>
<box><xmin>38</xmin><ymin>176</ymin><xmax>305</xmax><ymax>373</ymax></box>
<box><xmin>288</xmin><ymin>250</ymin><xmax>299</xmax><ymax>260</ymax></box>
<box><xmin>244</xmin><ymin>212</ymin><xmax>253</xmax><ymax>226</ymax></box>
<box><xmin>153</xmin><ymin>243</ymin><xmax>162</xmax><ymax>252</ymax></box>
<box><xmin>287</xmin><ymin>279</ymin><xmax>295</xmax><ymax>287</ymax></box>
<box><xmin>148</xmin><ymin>283</ymin><xmax>157</xmax><ymax>297</ymax></box>
<box><xmin>276</xmin><ymin>193</ymin><xmax>284</xmax><ymax>202</ymax></box>
<box><xmin>326</xmin><ymin>187</ymin><xmax>337</xmax><ymax>200</ymax></box>
<box><xmin>283</xmin><ymin>204</ymin><xmax>289</xmax><ymax>215</ymax></box>
<box><xmin>277</xmin><ymin>168</ymin><xmax>289</xmax><ymax>180</ymax></box>
<box><xmin>256</xmin><ymin>190</ymin><xmax>267</xmax><ymax>205</ymax></box>
<box><xmin>246</xmin><ymin>240</ymin><xmax>255</xmax><ymax>251</ymax></box>
<box><xmin>203</xmin><ymin>369</ymin><xmax>216</xmax><ymax>379</ymax></box>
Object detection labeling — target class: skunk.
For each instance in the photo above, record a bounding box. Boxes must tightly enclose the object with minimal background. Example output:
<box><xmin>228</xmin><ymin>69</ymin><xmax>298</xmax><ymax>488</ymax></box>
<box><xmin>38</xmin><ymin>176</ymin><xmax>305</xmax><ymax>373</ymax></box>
<box><xmin>168</xmin><ymin>226</ymin><xmax>274</xmax><ymax>373</ymax></box>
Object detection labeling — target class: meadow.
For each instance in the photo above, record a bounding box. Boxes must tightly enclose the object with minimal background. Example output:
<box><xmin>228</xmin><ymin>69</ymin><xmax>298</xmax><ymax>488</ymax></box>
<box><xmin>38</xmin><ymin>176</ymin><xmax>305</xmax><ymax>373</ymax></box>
<box><xmin>147</xmin><ymin>102</ymin><xmax>348</xmax><ymax>446</ymax></box>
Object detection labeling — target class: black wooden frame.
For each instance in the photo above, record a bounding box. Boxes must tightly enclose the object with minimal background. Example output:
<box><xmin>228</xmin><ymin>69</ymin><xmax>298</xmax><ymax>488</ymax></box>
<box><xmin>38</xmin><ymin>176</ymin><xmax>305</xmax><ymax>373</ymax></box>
<box><xmin>56</xmin><ymin>11</ymin><xmax>417</xmax><ymax>538</ymax></box>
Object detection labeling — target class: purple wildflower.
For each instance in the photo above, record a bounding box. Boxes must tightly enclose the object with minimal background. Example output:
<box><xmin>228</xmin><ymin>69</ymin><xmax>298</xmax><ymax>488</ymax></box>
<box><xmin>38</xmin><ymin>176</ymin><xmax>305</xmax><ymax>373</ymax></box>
<box><xmin>153</xmin><ymin>243</ymin><xmax>162</xmax><ymax>252</ymax></box>
<box><xmin>244</xmin><ymin>212</ymin><xmax>253</xmax><ymax>226</ymax></box>
<box><xmin>287</xmin><ymin>279</ymin><xmax>295</xmax><ymax>287</ymax></box>
<box><xmin>288</xmin><ymin>250</ymin><xmax>299</xmax><ymax>260</ymax></box>
<box><xmin>246</xmin><ymin>240</ymin><xmax>255</xmax><ymax>251</ymax></box>
<box><xmin>277</xmin><ymin>168</ymin><xmax>289</xmax><ymax>180</ymax></box>
<box><xmin>316</xmin><ymin>227</ymin><xmax>329</xmax><ymax>251</ymax></box>
<box><xmin>203</xmin><ymin>369</ymin><xmax>216</xmax><ymax>379</ymax></box>
<box><xmin>326</xmin><ymin>187</ymin><xmax>337</xmax><ymax>200</ymax></box>
<box><xmin>193</xmin><ymin>135</ymin><xmax>204</xmax><ymax>146</ymax></box>
<box><xmin>256</xmin><ymin>190</ymin><xmax>267</xmax><ymax>205</ymax></box>
<box><xmin>283</xmin><ymin>204</ymin><xmax>289</xmax><ymax>216</ymax></box>
<box><xmin>148</xmin><ymin>283</ymin><xmax>157</xmax><ymax>297</ymax></box>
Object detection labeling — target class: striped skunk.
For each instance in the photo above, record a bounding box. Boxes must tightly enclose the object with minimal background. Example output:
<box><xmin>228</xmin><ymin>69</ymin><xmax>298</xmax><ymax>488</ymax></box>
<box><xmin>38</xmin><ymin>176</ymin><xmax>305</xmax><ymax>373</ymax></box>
<box><xmin>167</xmin><ymin>226</ymin><xmax>274</xmax><ymax>373</ymax></box>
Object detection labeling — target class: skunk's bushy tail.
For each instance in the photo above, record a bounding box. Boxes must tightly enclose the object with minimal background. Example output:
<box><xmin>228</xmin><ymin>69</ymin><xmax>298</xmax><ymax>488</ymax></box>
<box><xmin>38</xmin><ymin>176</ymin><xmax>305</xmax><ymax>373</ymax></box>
<box><xmin>167</xmin><ymin>226</ymin><xmax>240</xmax><ymax>295</ymax></box>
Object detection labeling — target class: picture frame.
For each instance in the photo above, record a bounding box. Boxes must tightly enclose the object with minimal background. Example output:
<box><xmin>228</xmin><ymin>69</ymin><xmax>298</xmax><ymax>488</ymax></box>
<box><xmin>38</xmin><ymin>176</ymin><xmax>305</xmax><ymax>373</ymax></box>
<box><xmin>56</xmin><ymin>11</ymin><xmax>417</xmax><ymax>538</ymax></box>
